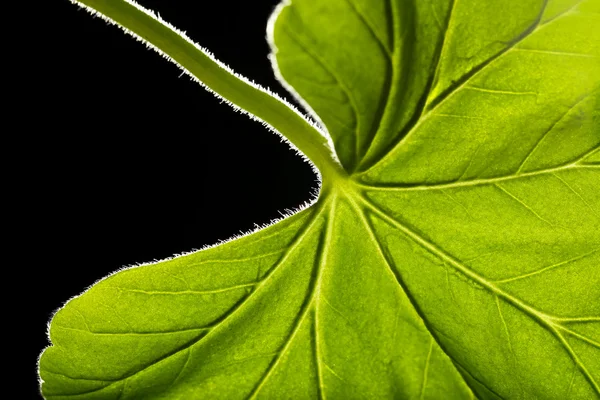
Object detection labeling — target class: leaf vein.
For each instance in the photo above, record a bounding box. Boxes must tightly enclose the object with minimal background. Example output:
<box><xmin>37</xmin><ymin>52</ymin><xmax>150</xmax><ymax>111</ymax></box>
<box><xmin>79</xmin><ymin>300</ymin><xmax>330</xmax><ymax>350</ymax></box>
<box><xmin>342</xmin><ymin>0</ymin><xmax>392</xmax><ymax>58</ymax></box>
<box><xmin>104</xmin><ymin>283</ymin><xmax>257</xmax><ymax>296</ymax></box>
<box><xmin>516</xmin><ymin>93</ymin><xmax>593</xmax><ymax>174</ymax></box>
<box><xmin>282</xmin><ymin>26</ymin><xmax>361</xmax><ymax>166</ymax></box>
<box><xmin>512</xmin><ymin>47</ymin><xmax>596</xmax><ymax>58</ymax></box>
<box><xmin>557</xmin><ymin>326</ymin><xmax>600</xmax><ymax>349</ymax></box>
<box><xmin>419</xmin><ymin>339</ymin><xmax>434</xmax><ymax>400</ymax></box>
<box><xmin>342</xmin><ymin>0</ymin><xmax>393</xmax><ymax>164</ymax></box>
<box><xmin>495</xmin><ymin>296</ymin><xmax>516</xmax><ymax>358</ymax></box>
<box><xmin>53</xmin><ymin>325</ymin><xmax>210</xmax><ymax>336</ymax></box>
<box><xmin>344</xmin><ymin>194</ymin><xmax>473</xmax><ymax>394</ymax></box>
<box><xmin>358</xmin><ymin>196</ymin><xmax>600</xmax><ymax>394</ymax></box>
<box><xmin>551</xmin><ymin>329</ymin><xmax>600</xmax><ymax>394</ymax></box>
<box><xmin>358</xmin><ymin>163</ymin><xmax>597</xmax><ymax>193</ymax></box>
<box><xmin>494</xmin><ymin>183</ymin><xmax>555</xmax><ymax>228</ymax></box>
<box><xmin>246</xmin><ymin>212</ymin><xmax>330</xmax><ymax>399</ymax></box>
<box><xmin>366</xmin><ymin>0</ymin><xmax>566</xmax><ymax>172</ymax></box>
<box><xmin>552</xmin><ymin>173</ymin><xmax>599</xmax><ymax>217</ymax></box>
<box><xmin>496</xmin><ymin>247</ymin><xmax>600</xmax><ymax>283</ymax></box>
<box><xmin>49</xmin><ymin>207</ymin><xmax>324</xmax><ymax>397</ymax></box>
<box><xmin>425</xmin><ymin>0</ymin><xmax>458</xmax><ymax>108</ymax></box>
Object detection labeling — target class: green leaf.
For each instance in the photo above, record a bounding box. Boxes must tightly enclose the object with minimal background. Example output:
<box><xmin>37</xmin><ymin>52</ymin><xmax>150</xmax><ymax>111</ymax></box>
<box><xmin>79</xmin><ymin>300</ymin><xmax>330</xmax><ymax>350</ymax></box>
<box><xmin>40</xmin><ymin>0</ymin><xmax>600</xmax><ymax>398</ymax></box>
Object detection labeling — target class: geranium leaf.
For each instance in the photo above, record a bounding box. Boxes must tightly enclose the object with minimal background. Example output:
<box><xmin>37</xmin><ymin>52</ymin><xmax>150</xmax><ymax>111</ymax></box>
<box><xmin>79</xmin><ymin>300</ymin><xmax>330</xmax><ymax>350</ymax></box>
<box><xmin>40</xmin><ymin>0</ymin><xmax>599</xmax><ymax>398</ymax></box>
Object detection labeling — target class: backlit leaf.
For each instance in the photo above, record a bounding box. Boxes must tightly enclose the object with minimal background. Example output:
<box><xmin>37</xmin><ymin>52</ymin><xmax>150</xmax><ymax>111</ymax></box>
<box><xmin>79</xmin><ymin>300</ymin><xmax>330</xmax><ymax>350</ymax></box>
<box><xmin>39</xmin><ymin>0</ymin><xmax>600</xmax><ymax>398</ymax></box>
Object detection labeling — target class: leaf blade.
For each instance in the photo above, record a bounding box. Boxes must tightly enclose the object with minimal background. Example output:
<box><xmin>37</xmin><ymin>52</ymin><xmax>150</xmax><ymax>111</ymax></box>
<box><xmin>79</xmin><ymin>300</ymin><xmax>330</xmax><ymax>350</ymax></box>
<box><xmin>41</xmin><ymin>0</ymin><xmax>600</xmax><ymax>398</ymax></box>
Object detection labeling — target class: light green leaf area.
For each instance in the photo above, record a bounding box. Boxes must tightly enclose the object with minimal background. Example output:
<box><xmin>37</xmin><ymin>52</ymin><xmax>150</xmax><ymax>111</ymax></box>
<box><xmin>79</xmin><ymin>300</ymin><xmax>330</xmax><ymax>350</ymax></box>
<box><xmin>40</xmin><ymin>0</ymin><xmax>600</xmax><ymax>399</ymax></box>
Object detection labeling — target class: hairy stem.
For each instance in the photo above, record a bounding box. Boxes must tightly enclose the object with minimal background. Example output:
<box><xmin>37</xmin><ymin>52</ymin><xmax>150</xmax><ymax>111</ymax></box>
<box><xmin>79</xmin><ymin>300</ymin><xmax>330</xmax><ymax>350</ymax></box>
<box><xmin>70</xmin><ymin>0</ymin><xmax>347</xmax><ymax>187</ymax></box>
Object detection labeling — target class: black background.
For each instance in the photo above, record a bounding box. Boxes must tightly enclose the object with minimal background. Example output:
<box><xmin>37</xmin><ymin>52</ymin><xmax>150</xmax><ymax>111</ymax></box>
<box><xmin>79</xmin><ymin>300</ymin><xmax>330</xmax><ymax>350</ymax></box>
<box><xmin>29</xmin><ymin>1</ymin><xmax>316</xmax><ymax>396</ymax></box>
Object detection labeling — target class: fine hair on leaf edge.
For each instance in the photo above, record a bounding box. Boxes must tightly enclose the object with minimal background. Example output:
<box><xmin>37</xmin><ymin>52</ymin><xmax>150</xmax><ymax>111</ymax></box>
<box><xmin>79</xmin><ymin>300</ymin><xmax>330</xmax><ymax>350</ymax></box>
<box><xmin>37</xmin><ymin>0</ymin><xmax>336</xmax><ymax>393</ymax></box>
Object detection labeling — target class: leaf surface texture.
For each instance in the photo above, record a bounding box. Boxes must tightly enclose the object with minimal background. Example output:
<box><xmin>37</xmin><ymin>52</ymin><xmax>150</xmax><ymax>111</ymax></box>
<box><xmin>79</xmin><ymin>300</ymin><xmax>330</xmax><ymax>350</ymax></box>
<box><xmin>40</xmin><ymin>0</ymin><xmax>600</xmax><ymax>398</ymax></box>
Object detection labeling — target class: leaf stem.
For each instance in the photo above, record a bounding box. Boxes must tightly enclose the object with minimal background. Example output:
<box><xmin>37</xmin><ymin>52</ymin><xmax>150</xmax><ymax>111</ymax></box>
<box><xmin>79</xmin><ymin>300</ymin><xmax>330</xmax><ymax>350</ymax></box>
<box><xmin>69</xmin><ymin>0</ymin><xmax>346</xmax><ymax>187</ymax></box>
